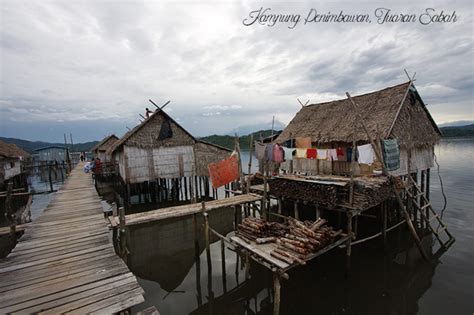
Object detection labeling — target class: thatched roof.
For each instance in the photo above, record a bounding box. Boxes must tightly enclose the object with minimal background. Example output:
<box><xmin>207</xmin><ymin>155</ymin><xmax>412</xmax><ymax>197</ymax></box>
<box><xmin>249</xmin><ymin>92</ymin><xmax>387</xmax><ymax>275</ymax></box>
<box><xmin>276</xmin><ymin>82</ymin><xmax>441</xmax><ymax>148</ymax></box>
<box><xmin>0</xmin><ymin>140</ymin><xmax>30</xmax><ymax>159</ymax></box>
<box><xmin>91</xmin><ymin>134</ymin><xmax>119</xmax><ymax>152</ymax></box>
<box><xmin>110</xmin><ymin>108</ymin><xmax>230</xmax><ymax>154</ymax></box>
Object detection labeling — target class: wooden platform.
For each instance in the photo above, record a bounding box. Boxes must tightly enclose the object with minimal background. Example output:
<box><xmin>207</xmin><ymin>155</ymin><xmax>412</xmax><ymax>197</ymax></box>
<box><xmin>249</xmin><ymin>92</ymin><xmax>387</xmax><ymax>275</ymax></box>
<box><xmin>0</xmin><ymin>164</ymin><xmax>144</xmax><ymax>314</ymax></box>
<box><xmin>123</xmin><ymin>193</ymin><xmax>263</xmax><ymax>226</ymax></box>
<box><xmin>230</xmin><ymin>234</ymin><xmax>351</xmax><ymax>272</ymax></box>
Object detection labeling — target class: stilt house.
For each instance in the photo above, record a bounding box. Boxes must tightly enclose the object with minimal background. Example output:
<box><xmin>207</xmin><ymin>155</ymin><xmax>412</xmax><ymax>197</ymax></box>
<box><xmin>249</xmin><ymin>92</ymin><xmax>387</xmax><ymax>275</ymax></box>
<box><xmin>110</xmin><ymin>108</ymin><xmax>231</xmax><ymax>194</ymax></box>
<box><xmin>91</xmin><ymin>134</ymin><xmax>119</xmax><ymax>163</ymax></box>
<box><xmin>0</xmin><ymin>140</ymin><xmax>30</xmax><ymax>189</ymax></box>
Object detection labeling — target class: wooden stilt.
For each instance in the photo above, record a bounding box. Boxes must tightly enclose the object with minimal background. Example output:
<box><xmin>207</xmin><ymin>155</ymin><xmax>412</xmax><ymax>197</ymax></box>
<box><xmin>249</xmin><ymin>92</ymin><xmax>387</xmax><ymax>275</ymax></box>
<box><xmin>345</xmin><ymin>211</ymin><xmax>353</xmax><ymax>277</ymax></box>
<box><xmin>245</xmin><ymin>252</ymin><xmax>250</xmax><ymax>279</ymax></box>
<box><xmin>273</xmin><ymin>273</ymin><xmax>281</xmax><ymax>315</ymax></box>
<box><xmin>294</xmin><ymin>201</ymin><xmax>299</xmax><ymax>220</ymax></box>
<box><xmin>382</xmin><ymin>202</ymin><xmax>387</xmax><ymax>248</ymax></box>
<box><xmin>221</xmin><ymin>239</ymin><xmax>227</xmax><ymax>293</ymax></box>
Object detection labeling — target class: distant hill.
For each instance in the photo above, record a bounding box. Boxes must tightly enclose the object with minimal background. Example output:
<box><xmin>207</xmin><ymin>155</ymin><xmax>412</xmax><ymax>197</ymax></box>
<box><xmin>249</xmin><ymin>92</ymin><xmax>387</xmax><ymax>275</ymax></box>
<box><xmin>0</xmin><ymin>137</ymin><xmax>99</xmax><ymax>154</ymax></box>
<box><xmin>200</xmin><ymin>129</ymin><xmax>281</xmax><ymax>150</ymax></box>
<box><xmin>439</xmin><ymin>124</ymin><xmax>474</xmax><ymax>138</ymax></box>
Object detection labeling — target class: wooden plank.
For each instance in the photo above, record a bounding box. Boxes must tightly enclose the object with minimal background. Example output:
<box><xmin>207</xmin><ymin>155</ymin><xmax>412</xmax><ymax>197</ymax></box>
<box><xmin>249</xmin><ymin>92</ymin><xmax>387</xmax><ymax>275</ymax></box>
<box><xmin>1</xmin><ymin>273</ymin><xmax>135</xmax><ymax>314</ymax></box>
<box><xmin>0</xmin><ymin>163</ymin><xmax>143</xmax><ymax>314</ymax></box>
<box><xmin>36</xmin><ymin>279</ymin><xmax>142</xmax><ymax>314</ymax></box>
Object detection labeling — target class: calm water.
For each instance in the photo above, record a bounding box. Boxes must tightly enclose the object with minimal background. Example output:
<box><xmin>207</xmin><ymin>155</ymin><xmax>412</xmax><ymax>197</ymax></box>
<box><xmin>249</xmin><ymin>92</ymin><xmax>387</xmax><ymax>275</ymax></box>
<box><xmin>126</xmin><ymin>138</ymin><xmax>474</xmax><ymax>315</ymax></box>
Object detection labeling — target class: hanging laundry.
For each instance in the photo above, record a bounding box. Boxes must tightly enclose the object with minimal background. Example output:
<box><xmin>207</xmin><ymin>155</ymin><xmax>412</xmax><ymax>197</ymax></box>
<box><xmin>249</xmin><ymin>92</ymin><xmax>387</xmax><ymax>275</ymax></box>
<box><xmin>295</xmin><ymin>148</ymin><xmax>307</xmax><ymax>158</ymax></box>
<box><xmin>265</xmin><ymin>143</ymin><xmax>274</xmax><ymax>161</ymax></box>
<box><xmin>306</xmin><ymin>148</ymin><xmax>317</xmax><ymax>159</ymax></box>
<box><xmin>295</xmin><ymin>137</ymin><xmax>312</xmax><ymax>148</ymax></box>
<box><xmin>284</xmin><ymin>139</ymin><xmax>295</xmax><ymax>148</ymax></box>
<box><xmin>254</xmin><ymin>142</ymin><xmax>266</xmax><ymax>160</ymax></box>
<box><xmin>317</xmin><ymin>149</ymin><xmax>327</xmax><ymax>160</ymax></box>
<box><xmin>336</xmin><ymin>147</ymin><xmax>346</xmax><ymax>162</ymax></box>
<box><xmin>357</xmin><ymin>144</ymin><xmax>375</xmax><ymax>165</ymax></box>
<box><xmin>328</xmin><ymin>149</ymin><xmax>338</xmax><ymax>161</ymax></box>
<box><xmin>208</xmin><ymin>154</ymin><xmax>239</xmax><ymax>189</ymax></box>
<box><xmin>282</xmin><ymin>147</ymin><xmax>295</xmax><ymax>161</ymax></box>
<box><xmin>382</xmin><ymin>139</ymin><xmax>400</xmax><ymax>171</ymax></box>
<box><xmin>347</xmin><ymin>147</ymin><xmax>353</xmax><ymax>162</ymax></box>
<box><xmin>272</xmin><ymin>144</ymin><xmax>284</xmax><ymax>163</ymax></box>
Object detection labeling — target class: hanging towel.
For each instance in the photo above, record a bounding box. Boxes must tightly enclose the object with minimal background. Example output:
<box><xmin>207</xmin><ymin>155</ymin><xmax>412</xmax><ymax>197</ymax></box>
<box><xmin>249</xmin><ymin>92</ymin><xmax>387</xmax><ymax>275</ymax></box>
<box><xmin>254</xmin><ymin>142</ymin><xmax>266</xmax><ymax>160</ymax></box>
<box><xmin>327</xmin><ymin>149</ymin><xmax>338</xmax><ymax>161</ymax></box>
<box><xmin>347</xmin><ymin>147</ymin><xmax>353</xmax><ymax>162</ymax></box>
<box><xmin>272</xmin><ymin>144</ymin><xmax>284</xmax><ymax>163</ymax></box>
<box><xmin>282</xmin><ymin>147</ymin><xmax>295</xmax><ymax>161</ymax></box>
<box><xmin>265</xmin><ymin>144</ymin><xmax>274</xmax><ymax>161</ymax></box>
<box><xmin>295</xmin><ymin>148</ymin><xmax>307</xmax><ymax>158</ymax></box>
<box><xmin>336</xmin><ymin>147</ymin><xmax>346</xmax><ymax>162</ymax></box>
<box><xmin>208</xmin><ymin>155</ymin><xmax>239</xmax><ymax>189</ymax></box>
<box><xmin>382</xmin><ymin>139</ymin><xmax>400</xmax><ymax>171</ymax></box>
<box><xmin>357</xmin><ymin>144</ymin><xmax>375</xmax><ymax>165</ymax></box>
<box><xmin>317</xmin><ymin>149</ymin><xmax>327</xmax><ymax>160</ymax></box>
<box><xmin>306</xmin><ymin>148</ymin><xmax>317</xmax><ymax>159</ymax></box>
<box><xmin>295</xmin><ymin>137</ymin><xmax>312</xmax><ymax>148</ymax></box>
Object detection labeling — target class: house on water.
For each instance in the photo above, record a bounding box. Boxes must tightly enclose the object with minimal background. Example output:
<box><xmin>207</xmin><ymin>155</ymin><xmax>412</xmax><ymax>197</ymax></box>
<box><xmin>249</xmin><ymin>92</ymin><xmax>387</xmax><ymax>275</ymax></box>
<box><xmin>254</xmin><ymin>81</ymin><xmax>453</xmax><ymax>255</ymax></box>
<box><xmin>0</xmin><ymin>140</ymin><xmax>30</xmax><ymax>190</ymax></box>
<box><xmin>91</xmin><ymin>134</ymin><xmax>119</xmax><ymax>163</ymax></box>
<box><xmin>109</xmin><ymin>107</ymin><xmax>231</xmax><ymax>207</ymax></box>
<box><xmin>35</xmin><ymin>145</ymin><xmax>66</xmax><ymax>163</ymax></box>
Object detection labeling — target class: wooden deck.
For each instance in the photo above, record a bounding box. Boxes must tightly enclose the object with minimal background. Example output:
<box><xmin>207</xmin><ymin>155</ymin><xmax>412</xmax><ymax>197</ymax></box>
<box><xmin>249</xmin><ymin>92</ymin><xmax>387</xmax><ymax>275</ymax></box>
<box><xmin>123</xmin><ymin>193</ymin><xmax>263</xmax><ymax>226</ymax></box>
<box><xmin>0</xmin><ymin>164</ymin><xmax>144</xmax><ymax>314</ymax></box>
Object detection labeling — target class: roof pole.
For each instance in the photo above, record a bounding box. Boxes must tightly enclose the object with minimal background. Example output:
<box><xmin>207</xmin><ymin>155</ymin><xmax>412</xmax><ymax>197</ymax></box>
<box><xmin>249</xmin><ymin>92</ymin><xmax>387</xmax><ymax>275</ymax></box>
<box><xmin>385</xmin><ymin>70</ymin><xmax>416</xmax><ymax>138</ymax></box>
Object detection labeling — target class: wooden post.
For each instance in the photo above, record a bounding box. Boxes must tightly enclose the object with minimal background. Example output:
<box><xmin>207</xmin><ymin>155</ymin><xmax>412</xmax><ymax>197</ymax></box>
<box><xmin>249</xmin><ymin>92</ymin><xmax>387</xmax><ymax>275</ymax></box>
<box><xmin>202</xmin><ymin>202</ymin><xmax>212</xmax><ymax>285</ymax></box>
<box><xmin>193</xmin><ymin>214</ymin><xmax>203</xmax><ymax>306</ymax></box>
<box><xmin>349</xmin><ymin>139</ymin><xmax>356</xmax><ymax>205</ymax></box>
<box><xmin>426</xmin><ymin>168</ymin><xmax>431</xmax><ymax>222</ymax></box>
<box><xmin>420</xmin><ymin>170</ymin><xmax>426</xmax><ymax>229</ymax></box>
<box><xmin>273</xmin><ymin>273</ymin><xmax>281</xmax><ymax>315</ymax></box>
<box><xmin>382</xmin><ymin>201</ymin><xmax>387</xmax><ymax>248</ymax></box>
<box><xmin>6</xmin><ymin>182</ymin><xmax>15</xmax><ymax>238</ymax></box>
<box><xmin>245</xmin><ymin>252</ymin><xmax>250</xmax><ymax>280</ymax></box>
<box><xmin>263</xmin><ymin>159</ymin><xmax>268</xmax><ymax>220</ymax></box>
<box><xmin>278</xmin><ymin>199</ymin><xmax>282</xmax><ymax>215</ymax></box>
<box><xmin>221</xmin><ymin>239</ymin><xmax>227</xmax><ymax>293</ymax></box>
<box><xmin>118</xmin><ymin>206</ymin><xmax>127</xmax><ymax>263</ymax></box>
<box><xmin>48</xmin><ymin>163</ymin><xmax>53</xmax><ymax>192</ymax></box>
<box><xmin>247</xmin><ymin>134</ymin><xmax>254</xmax><ymax>193</ymax></box>
<box><xmin>294</xmin><ymin>201</ymin><xmax>299</xmax><ymax>220</ymax></box>
<box><xmin>346</xmin><ymin>210</ymin><xmax>353</xmax><ymax>276</ymax></box>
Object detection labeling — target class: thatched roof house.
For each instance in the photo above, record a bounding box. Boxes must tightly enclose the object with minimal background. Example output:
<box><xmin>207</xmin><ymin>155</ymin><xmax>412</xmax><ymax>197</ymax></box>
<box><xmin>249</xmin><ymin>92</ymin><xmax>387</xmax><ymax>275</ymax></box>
<box><xmin>276</xmin><ymin>82</ymin><xmax>441</xmax><ymax>176</ymax></box>
<box><xmin>110</xmin><ymin>108</ymin><xmax>230</xmax><ymax>185</ymax></box>
<box><xmin>0</xmin><ymin>140</ymin><xmax>30</xmax><ymax>183</ymax></box>
<box><xmin>91</xmin><ymin>134</ymin><xmax>119</xmax><ymax>162</ymax></box>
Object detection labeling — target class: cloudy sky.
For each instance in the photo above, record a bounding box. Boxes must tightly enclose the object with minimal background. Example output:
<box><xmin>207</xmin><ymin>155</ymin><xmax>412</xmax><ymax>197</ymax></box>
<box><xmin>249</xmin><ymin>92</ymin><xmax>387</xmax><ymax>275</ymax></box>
<box><xmin>0</xmin><ymin>0</ymin><xmax>472</xmax><ymax>143</ymax></box>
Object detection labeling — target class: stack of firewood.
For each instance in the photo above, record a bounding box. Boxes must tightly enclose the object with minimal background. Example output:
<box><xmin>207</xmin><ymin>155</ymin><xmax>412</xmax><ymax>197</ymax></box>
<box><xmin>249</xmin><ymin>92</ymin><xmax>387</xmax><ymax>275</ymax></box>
<box><xmin>236</xmin><ymin>215</ymin><xmax>343</xmax><ymax>266</ymax></box>
<box><xmin>270</xmin><ymin>218</ymin><xmax>342</xmax><ymax>265</ymax></box>
<box><xmin>269</xmin><ymin>178</ymin><xmax>338</xmax><ymax>207</ymax></box>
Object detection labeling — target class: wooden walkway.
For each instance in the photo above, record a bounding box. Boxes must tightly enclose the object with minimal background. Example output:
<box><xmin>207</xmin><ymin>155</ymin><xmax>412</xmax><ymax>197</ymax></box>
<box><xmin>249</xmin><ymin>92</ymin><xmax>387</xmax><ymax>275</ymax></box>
<box><xmin>123</xmin><ymin>193</ymin><xmax>263</xmax><ymax>226</ymax></box>
<box><xmin>0</xmin><ymin>165</ymin><xmax>144</xmax><ymax>314</ymax></box>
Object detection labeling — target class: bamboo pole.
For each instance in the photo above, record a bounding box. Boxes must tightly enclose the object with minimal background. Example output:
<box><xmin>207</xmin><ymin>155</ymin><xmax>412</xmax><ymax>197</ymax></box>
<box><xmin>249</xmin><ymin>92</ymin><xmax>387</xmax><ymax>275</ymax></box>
<box><xmin>221</xmin><ymin>239</ymin><xmax>227</xmax><ymax>293</ymax></box>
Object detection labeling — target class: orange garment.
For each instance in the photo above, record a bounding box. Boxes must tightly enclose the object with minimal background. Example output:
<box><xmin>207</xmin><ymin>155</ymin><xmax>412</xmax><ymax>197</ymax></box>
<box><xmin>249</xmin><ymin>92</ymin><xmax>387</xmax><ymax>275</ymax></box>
<box><xmin>295</xmin><ymin>137</ymin><xmax>312</xmax><ymax>148</ymax></box>
<box><xmin>208</xmin><ymin>155</ymin><xmax>239</xmax><ymax>189</ymax></box>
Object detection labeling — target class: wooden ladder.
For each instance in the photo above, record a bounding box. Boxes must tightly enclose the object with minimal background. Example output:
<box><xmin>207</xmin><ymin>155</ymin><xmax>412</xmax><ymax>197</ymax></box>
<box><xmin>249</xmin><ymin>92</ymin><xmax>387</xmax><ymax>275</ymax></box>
<box><xmin>404</xmin><ymin>176</ymin><xmax>455</xmax><ymax>251</ymax></box>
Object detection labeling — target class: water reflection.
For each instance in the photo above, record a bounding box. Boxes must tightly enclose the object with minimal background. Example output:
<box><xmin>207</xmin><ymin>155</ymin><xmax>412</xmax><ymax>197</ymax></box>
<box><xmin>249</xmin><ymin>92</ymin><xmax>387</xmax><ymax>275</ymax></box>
<box><xmin>126</xmin><ymin>138</ymin><xmax>473</xmax><ymax>314</ymax></box>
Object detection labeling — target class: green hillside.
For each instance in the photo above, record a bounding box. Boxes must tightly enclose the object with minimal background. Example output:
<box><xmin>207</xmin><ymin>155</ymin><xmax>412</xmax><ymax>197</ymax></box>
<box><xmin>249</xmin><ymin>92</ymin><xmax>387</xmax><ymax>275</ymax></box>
<box><xmin>439</xmin><ymin>124</ymin><xmax>474</xmax><ymax>138</ymax></box>
<box><xmin>200</xmin><ymin>130</ymin><xmax>280</xmax><ymax>150</ymax></box>
<box><xmin>0</xmin><ymin>137</ymin><xmax>98</xmax><ymax>154</ymax></box>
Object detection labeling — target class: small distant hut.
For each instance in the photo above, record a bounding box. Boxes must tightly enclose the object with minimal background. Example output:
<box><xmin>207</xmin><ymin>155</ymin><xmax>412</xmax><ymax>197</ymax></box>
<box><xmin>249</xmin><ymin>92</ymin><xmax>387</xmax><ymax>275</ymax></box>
<box><xmin>110</xmin><ymin>108</ymin><xmax>231</xmax><ymax>206</ymax></box>
<box><xmin>0</xmin><ymin>140</ymin><xmax>30</xmax><ymax>190</ymax></box>
<box><xmin>91</xmin><ymin>135</ymin><xmax>119</xmax><ymax>163</ymax></box>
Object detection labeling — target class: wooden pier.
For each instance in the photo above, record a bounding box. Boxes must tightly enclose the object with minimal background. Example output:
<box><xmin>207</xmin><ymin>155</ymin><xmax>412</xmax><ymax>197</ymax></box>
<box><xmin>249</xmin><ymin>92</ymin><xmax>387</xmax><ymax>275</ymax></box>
<box><xmin>0</xmin><ymin>165</ymin><xmax>144</xmax><ymax>314</ymax></box>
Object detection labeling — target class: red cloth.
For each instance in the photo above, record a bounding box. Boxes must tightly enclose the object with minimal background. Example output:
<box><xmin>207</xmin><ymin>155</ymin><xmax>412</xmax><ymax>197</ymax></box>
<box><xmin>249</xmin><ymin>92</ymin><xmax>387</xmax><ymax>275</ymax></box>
<box><xmin>208</xmin><ymin>155</ymin><xmax>239</xmax><ymax>189</ymax></box>
<box><xmin>336</xmin><ymin>147</ymin><xmax>344</xmax><ymax>157</ymax></box>
<box><xmin>306</xmin><ymin>148</ymin><xmax>317</xmax><ymax>159</ymax></box>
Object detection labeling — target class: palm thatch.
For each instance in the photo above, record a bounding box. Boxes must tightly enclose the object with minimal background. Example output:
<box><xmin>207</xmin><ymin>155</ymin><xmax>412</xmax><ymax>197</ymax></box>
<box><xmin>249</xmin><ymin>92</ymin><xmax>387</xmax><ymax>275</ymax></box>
<box><xmin>276</xmin><ymin>82</ymin><xmax>441</xmax><ymax>148</ymax></box>
<box><xmin>91</xmin><ymin>134</ymin><xmax>119</xmax><ymax>153</ymax></box>
<box><xmin>0</xmin><ymin>140</ymin><xmax>30</xmax><ymax>159</ymax></box>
